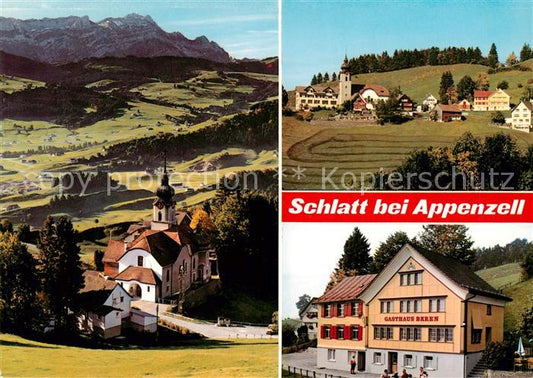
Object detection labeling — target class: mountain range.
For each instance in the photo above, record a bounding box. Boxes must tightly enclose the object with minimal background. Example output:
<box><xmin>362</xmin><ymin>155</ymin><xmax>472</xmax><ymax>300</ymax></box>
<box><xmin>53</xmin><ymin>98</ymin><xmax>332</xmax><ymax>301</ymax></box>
<box><xmin>0</xmin><ymin>13</ymin><xmax>232</xmax><ymax>63</ymax></box>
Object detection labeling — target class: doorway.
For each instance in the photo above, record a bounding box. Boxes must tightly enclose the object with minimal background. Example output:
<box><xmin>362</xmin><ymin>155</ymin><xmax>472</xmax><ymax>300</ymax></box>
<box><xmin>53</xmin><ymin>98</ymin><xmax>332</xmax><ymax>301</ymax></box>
<box><xmin>388</xmin><ymin>352</ymin><xmax>398</xmax><ymax>374</ymax></box>
<box><xmin>357</xmin><ymin>351</ymin><xmax>366</xmax><ymax>371</ymax></box>
<box><xmin>486</xmin><ymin>327</ymin><xmax>492</xmax><ymax>345</ymax></box>
<box><xmin>129</xmin><ymin>283</ymin><xmax>142</xmax><ymax>298</ymax></box>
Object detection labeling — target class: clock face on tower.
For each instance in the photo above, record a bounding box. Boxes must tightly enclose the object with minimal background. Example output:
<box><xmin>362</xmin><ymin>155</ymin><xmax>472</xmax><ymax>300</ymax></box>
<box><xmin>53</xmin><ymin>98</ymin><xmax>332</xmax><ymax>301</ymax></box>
<box><xmin>157</xmin><ymin>203</ymin><xmax>164</xmax><ymax>210</ymax></box>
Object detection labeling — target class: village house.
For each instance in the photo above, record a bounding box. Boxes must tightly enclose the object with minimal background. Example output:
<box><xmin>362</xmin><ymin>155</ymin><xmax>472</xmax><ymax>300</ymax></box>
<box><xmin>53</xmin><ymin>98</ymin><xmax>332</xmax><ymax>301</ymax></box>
<box><xmin>458</xmin><ymin>99</ymin><xmax>471</xmax><ymax>110</ymax></box>
<box><xmin>77</xmin><ymin>270</ymin><xmax>157</xmax><ymax>338</ymax></box>
<box><xmin>473</xmin><ymin>89</ymin><xmax>510</xmax><ymax>111</ymax></box>
<box><xmin>103</xmin><ymin>163</ymin><xmax>219</xmax><ymax>303</ymax></box>
<box><xmin>433</xmin><ymin>104</ymin><xmax>463</xmax><ymax>122</ymax></box>
<box><xmin>510</xmin><ymin>100</ymin><xmax>533</xmax><ymax>133</ymax></box>
<box><xmin>316</xmin><ymin>244</ymin><xmax>510</xmax><ymax>378</ymax></box>
<box><xmin>422</xmin><ymin>94</ymin><xmax>438</xmax><ymax>110</ymax></box>
<box><xmin>397</xmin><ymin>94</ymin><xmax>414</xmax><ymax>115</ymax></box>
<box><xmin>299</xmin><ymin>298</ymin><xmax>319</xmax><ymax>340</ymax></box>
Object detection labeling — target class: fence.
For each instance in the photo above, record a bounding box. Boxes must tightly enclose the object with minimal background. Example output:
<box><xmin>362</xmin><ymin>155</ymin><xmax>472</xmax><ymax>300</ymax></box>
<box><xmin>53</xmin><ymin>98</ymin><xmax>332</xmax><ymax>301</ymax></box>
<box><xmin>224</xmin><ymin>333</ymin><xmax>277</xmax><ymax>339</ymax></box>
<box><xmin>282</xmin><ymin>365</ymin><xmax>346</xmax><ymax>378</ymax></box>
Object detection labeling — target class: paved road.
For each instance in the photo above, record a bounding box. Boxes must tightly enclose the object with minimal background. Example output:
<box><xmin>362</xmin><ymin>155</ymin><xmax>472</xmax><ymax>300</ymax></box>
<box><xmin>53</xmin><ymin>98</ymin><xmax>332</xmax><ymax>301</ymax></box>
<box><xmin>132</xmin><ymin>300</ymin><xmax>275</xmax><ymax>339</ymax></box>
<box><xmin>283</xmin><ymin>348</ymin><xmax>379</xmax><ymax>378</ymax></box>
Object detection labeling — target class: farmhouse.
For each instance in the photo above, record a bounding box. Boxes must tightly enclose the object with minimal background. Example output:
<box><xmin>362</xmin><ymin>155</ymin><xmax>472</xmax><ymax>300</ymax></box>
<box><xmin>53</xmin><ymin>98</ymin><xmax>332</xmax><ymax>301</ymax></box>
<box><xmin>316</xmin><ymin>244</ymin><xmax>510</xmax><ymax>378</ymax></box>
<box><xmin>458</xmin><ymin>99</ymin><xmax>471</xmax><ymax>110</ymax></box>
<box><xmin>299</xmin><ymin>297</ymin><xmax>319</xmax><ymax>340</ymax></box>
<box><xmin>397</xmin><ymin>94</ymin><xmax>414</xmax><ymax>115</ymax></box>
<box><xmin>433</xmin><ymin>104</ymin><xmax>462</xmax><ymax>122</ymax></box>
<box><xmin>103</xmin><ymin>163</ymin><xmax>218</xmax><ymax>303</ymax></box>
<box><xmin>510</xmin><ymin>100</ymin><xmax>533</xmax><ymax>133</ymax></box>
<box><xmin>473</xmin><ymin>89</ymin><xmax>510</xmax><ymax>111</ymax></box>
<box><xmin>422</xmin><ymin>94</ymin><xmax>438</xmax><ymax>110</ymax></box>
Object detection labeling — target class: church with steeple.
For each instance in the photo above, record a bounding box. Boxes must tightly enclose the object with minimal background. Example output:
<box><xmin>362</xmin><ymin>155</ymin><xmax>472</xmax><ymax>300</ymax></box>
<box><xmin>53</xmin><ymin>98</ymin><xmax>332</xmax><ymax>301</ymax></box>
<box><xmin>102</xmin><ymin>162</ymin><xmax>218</xmax><ymax>303</ymax></box>
<box><xmin>293</xmin><ymin>55</ymin><xmax>389</xmax><ymax>111</ymax></box>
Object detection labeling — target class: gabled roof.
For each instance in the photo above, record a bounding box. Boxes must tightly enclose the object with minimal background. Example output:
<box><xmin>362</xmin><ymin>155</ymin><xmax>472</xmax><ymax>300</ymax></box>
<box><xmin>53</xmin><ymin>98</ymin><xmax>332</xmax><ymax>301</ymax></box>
<box><xmin>295</xmin><ymin>85</ymin><xmax>339</xmax><ymax>95</ymax></box>
<box><xmin>360</xmin><ymin>84</ymin><xmax>390</xmax><ymax>97</ymax></box>
<box><xmin>126</xmin><ymin>230</ymin><xmax>182</xmax><ymax>266</ymax></box>
<box><xmin>81</xmin><ymin>270</ymin><xmax>117</xmax><ymax>292</ymax></box>
<box><xmin>474</xmin><ymin>90</ymin><xmax>494</xmax><ymax>98</ymax></box>
<box><xmin>317</xmin><ymin>274</ymin><xmax>377</xmax><ymax>304</ymax></box>
<box><xmin>102</xmin><ymin>240</ymin><xmax>125</xmax><ymax>263</ymax></box>
<box><xmin>414</xmin><ymin>245</ymin><xmax>510</xmax><ymax>301</ymax></box>
<box><xmin>511</xmin><ymin>100</ymin><xmax>533</xmax><ymax>113</ymax></box>
<box><xmin>437</xmin><ymin>104</ymin><xmax>462</xmax><ymax>113</ymax></box>
<box><xmin>359</xmin><ymin>244</ymin><xmax>511</xmax><ymax>303</ymax></box>
<box><xmin>298</xmin><ymin>297</ymin><xmax>319</xmax><ymax>318</ymax></box>
<box><xmin>114</xmin><ymin>266</ymin><xmax>160</xmax><ymax>285</ymax></box>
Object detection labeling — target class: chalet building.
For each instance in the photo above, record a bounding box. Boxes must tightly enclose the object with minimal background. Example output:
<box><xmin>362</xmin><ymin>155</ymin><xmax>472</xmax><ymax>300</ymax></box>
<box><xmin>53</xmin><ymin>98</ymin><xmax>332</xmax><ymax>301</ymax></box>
<box><xmin>433</xmin><ymin>104</ymin><xmax>462</xmax><ymax>122</ymax></box>
<box><xmin>473</xmin><ymin>89</ymin><xmax>510</xmax><ymax>111</ymax></box>
<box><xmin>397</xmin><ymin>94</ymin><xmax>414</xmax><ymax>115</ymax></box>
<box><xmin>294</xmin><ymin>56</ymin><xmax>388</xmax><ymax>111</ymax></box>
<box><xmin>299</xmin><ymin>298</ymin><xmax>319</xmax><ymax>340</ymax></box>
<box><xmin>316</xmin><ymin>244</ymin><xmax>511</xmax><ymax>378</ymax></box>
<box><xmin>458</xmin><ymin>99</ymin><xmax>471</xmax><ymax>110</ymax></box>
<box><xmin>422</xmin><ymin>94</ymin><xmax>438</xmax><ymax>110</ymax></box>
<box><xmin>510</xmin><ymin>100</ymin><xmax>532</xmax><ymax>133</ymax></box>
<box><xmin>103</xmin><ymin>163</ymin><xmax>218</xmax><ymax>303</ymax></box>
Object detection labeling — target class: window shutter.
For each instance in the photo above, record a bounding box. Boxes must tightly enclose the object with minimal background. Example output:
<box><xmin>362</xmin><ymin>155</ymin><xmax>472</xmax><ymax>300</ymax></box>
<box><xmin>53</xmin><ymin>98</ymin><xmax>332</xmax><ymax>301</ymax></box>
<box><xmin>358</xmin><ymin>302</ymin><xmax>363</xmax><ymax>317</ymax></box>
<box><xmin>344</xmin><ymin>325</ymin><xmax>350</xmax><ymax>339</ymax></box>
<box><xmin>332</xmin><ymin>303</ymin><xmax>337</xmax><ymax>317</ymax></box>
<box><xmin>321</xmin><ymin>304</ymin><xmax>325</xmax><ymax>317</ymax></box>
<box><xmin>321</xmin><ymin>325</ymin><xmax>325</xmax><ymax>339</ymax></box>
<box><xmin>331</xmin><ymin>325</ymin><xmax>337</xmax><ymax>339</ymax></box>
<box><xmin>358</xmin><ymin>325</ymin><xmax>363</xmax><ymax>341</ymax></box>
<box><xmin>346</xmin><ymin>302</ymin><xmax>351</xmax><ymax>316</ymax></box>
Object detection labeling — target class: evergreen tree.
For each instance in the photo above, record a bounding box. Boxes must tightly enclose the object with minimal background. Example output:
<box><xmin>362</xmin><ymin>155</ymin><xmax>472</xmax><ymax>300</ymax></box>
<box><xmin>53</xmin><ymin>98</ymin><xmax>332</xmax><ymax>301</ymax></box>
<box><xmin>371</xmin><ymin>231</ymin><xmax>412</xmax><ymax>273</ymax></box>
<box><xmin>419</xmin><ymin>225</ymin><xmax>475</xmax><ymax>266</ymax></box>
<box><xmin>497</xmin><ymin>80</ymin><xmax>509</xmax><ymax>90</ymax></box>
<box><xmin>439</xmin><ymin>71</ymin><xmax>454</xmax><ymax>103</ymax></box>
<box><xmin>38</xmin><ymin>216</ymin><xmax>84</xmax><ymax>330</ymax></box>
<box><xmin>331</xmin><ymin>72</ymin><xmax>337</xmax><ymax>81</ymax></box>
<box><xmin>311</xmin><ymin>74</ymin><xmax>318</xmax><ymax>85</ymax></box>
<box><xmin>487</xmin><ymin>43</ymin><xmax>499</xmax><ymax>68</ymax></box>
<box><xmin>0</xmin><ymin>231</ymin><xmax>40</xmax><ymax>334</ymax></box>
<box><xmin>0</xmin><ymin>219</ymin><xmax>13</xmax><ymax>233</ymax></box>
<box><xmin>339</xmin><ymin>227</ymin><xmax>372</xmax><ymax>273</ymax></box>
<box><xmin>520</xmin><ymin>43</ymin><xmax>532</xmax><ymax>62</ymax></box>
<box><xmin>456</xmin><ymin>75</ymin><xmax>477</xmax><ymax>101</ymax></box>
<box><xmin>282</xmin><ymin>86</ymin><xmax>289</xmax><ymax>108</ymax></box>
<box><xmin>94</xmin><ymin>250</ymin><xmax>104</xmax><ymax>271</ymax></box>
<box><xmin>316</xmin><ymin>72</ymin><xmax>323</xmax><ymax>84</ymax></box>
<box><xmin>323</xmin><ymin>72</ymin><xmax>330</xmax><ymax>82</ymax></box>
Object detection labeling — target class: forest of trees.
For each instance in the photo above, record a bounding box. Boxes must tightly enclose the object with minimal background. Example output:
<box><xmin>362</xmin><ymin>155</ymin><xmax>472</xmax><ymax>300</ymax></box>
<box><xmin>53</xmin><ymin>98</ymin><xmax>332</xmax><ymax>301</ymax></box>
<box><xmin>374</xmin><ymin>132</ymin><xmax>533</xmax><ymax>190</ymax></box>
<box><xmin>85</xmin><ymin>100</ymin><xmax>278</xmax><ymax>169</ymax></box>
<box><xmin>310</xmin><ymin>43</ymin><xmax>532</xmax><ymax>84</ymax></box>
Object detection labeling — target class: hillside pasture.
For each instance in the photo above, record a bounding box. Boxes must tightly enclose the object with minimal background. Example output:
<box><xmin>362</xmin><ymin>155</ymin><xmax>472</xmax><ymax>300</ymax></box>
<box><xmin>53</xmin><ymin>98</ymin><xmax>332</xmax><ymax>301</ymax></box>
<box><xmin>0</xmin><ymin>333</ymin><xmax>277</xmax><ymax>377</ymax></box>
<box><xmin>502</xmin><ymin>278</ymin><xmax>533</xmax><ymax>331</ymax></box>
<box><xmin>475</xmin><ymin>263</ymin><xmax>523</xmax><ymax>290</ymax></box>
<box><xmin>283</xmin><ymin>114</ymin><xmax>533</xmax><ymax>189</ymax></box>
<box><xmin>0</xmin><ymin>74</ymin><xmax>45</xmax><ymax>93</ymax></box>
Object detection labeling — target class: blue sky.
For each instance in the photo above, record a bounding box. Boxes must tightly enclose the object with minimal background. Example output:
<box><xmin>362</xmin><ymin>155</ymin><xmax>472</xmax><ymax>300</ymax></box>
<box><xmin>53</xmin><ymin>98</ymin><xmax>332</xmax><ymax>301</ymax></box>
<box><xmin>283</xmin><ymin>0</ymin><xmax>532</xmax><ymax>88</ymax></box>
<box><xmin>1</xmin><ymin>0</ymin><xmax>278</xmax><ymax>59</ymax></box>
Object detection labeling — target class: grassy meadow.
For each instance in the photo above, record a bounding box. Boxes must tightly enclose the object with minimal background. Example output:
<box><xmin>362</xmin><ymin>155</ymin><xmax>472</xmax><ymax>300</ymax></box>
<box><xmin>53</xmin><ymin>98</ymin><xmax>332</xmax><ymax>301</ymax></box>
<box><xmin>283</xmin><ymin>60</ymin><xmax>533</xmax><ymax>189</ymax></box>
<box><xmin>0</xmin><ymin>333</ymin><xmax>278</xmax><ymax>377</ymax></box>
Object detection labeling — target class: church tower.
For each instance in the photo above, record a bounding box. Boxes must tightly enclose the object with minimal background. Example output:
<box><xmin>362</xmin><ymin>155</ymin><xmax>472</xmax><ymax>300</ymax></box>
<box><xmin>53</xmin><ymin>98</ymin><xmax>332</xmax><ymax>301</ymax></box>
<box><xmin>338</xmin><ymin>54</ymin><xmax>352</xmax><ymax>105</ymax></box>
<box><xmin>152</xmin><ymin>158</ymin><xmax>176</xmax><ymax>230</ymax></box>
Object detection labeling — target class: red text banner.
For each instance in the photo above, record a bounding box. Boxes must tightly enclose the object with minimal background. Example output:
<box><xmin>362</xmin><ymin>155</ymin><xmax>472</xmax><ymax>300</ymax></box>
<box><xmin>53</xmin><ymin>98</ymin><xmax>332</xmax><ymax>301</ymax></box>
<box><xmin>282</xmin><ymin>192</ymin><xmax>533</xmax><ymax>223</ymax></box>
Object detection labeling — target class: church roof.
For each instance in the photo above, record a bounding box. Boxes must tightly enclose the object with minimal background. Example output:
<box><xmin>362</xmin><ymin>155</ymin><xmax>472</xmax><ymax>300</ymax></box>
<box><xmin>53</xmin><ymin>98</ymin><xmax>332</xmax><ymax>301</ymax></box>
<box><xmin>360</xmin><ymin>84</ymin><xmax>390</xmax><ymax>97</ymax></box>
<box><xmin>317</xmin><ymin>274</ymin><xmax>377</xmax><ymax>303</ymax></box>
<box><xmin>102</xmin><ymin>240</ymin><xmax>126</xmax><ymax>263</ymax></box>
<box><xmin>114</xmin><ymin>266</ymin><xmax>160</xmax><ymax>285</ymax></box>
<box><xmin>126</xmin><ymin>230</ymin><xmax>182</xmax><ymax>266</ymax></box>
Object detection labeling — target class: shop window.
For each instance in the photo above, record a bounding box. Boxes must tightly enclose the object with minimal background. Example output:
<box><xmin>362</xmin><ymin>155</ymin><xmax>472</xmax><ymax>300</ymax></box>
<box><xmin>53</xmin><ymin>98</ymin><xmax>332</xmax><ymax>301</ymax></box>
<box><xmin>424</xmin><ymin>356</ymin><xmax>435</xmax><ymax>370</ymax></box>
<box><xmin>328</xmin><ymin>349</ymin><xmax>336</xmax><ymax>361</ymax></box>
<box><xmin>404</xmin><ymin>354</ymin><xmax>414</xmax><ymax>368</ymax></box>
<box><xmin>373</xmin><ymin>352</ymin><xmax>382</xmax><ymax>364</ymax></box>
